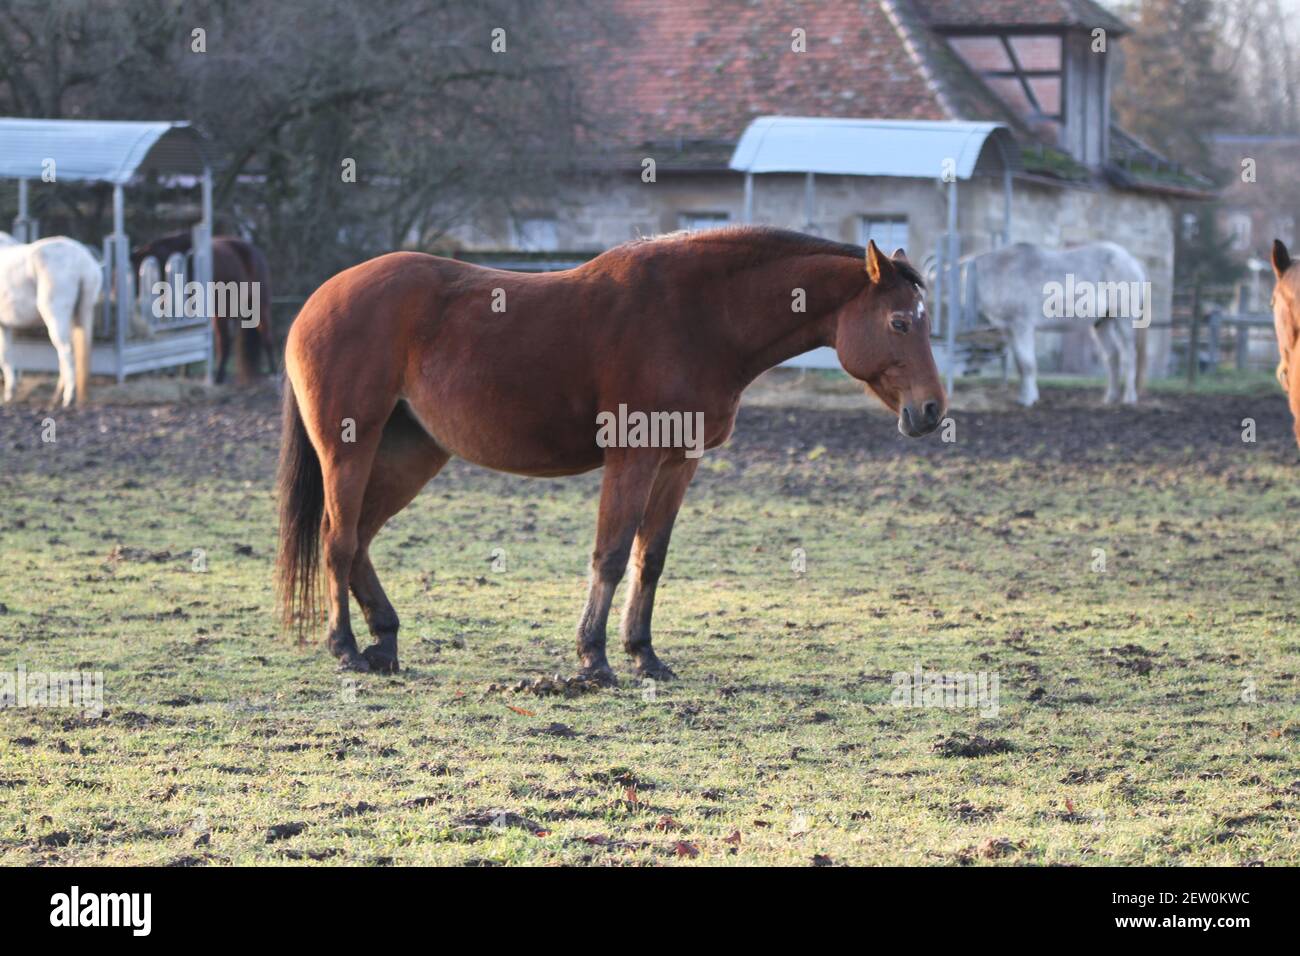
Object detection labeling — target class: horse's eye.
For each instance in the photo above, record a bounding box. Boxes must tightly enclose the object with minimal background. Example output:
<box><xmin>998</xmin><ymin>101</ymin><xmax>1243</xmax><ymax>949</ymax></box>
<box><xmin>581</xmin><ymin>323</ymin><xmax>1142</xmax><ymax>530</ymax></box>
<box><xmin>891</xmin><ymin>318</ymin><xmax>909</xmax><ymax>333</ymax></box>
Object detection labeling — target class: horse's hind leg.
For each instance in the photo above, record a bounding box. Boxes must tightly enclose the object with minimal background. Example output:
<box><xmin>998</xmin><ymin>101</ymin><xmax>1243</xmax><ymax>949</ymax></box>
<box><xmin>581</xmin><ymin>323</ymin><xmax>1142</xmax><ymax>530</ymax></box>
<box><xmin>1110</xmin><ymin>320</ymin><xmax>1138</xmax><ymax>404</ymax></box>
<box><xmin>1091</xmin><ymin>319</ymin><xmax>1121</xmax><ymax>404</ymax></box>
<box><xmin>50</xmin><ymin>335</ymin><xmax>75</xmax><ymax>407</ymax></box>
<box><xmin>0</xmin><ymin>326</ymin><xmax>14</xmax><ymax>402</ymax></box>
<box><xmin>350</xmin><ymin>405</ymin><xmax>449</xmax><ymax>673</ymax></box>
<box><xmin>310</xmin><ymin>411</ymin><xmax>390</xmax><ymax>672</ymax></box>
<box><xmin>36</xmin><ymin>288</ymin><xmax>76</xmax><ymax>407</ymax></box>
<box><xmin>213</xmin><ymin>318</ymin><xmax>232</xmax><ymax>384</ymax></box>
<box><xmin>259</xmin><ymin>314</ymin><xmax>278</xmax><ymax>376</ymax></box>
<box><xmin>621</xmin><ymin>457</ymin><xmax>699</xmax><ymax>680</ymax></box>
<box><xmin>575</xmin><ymin>450</ymin><xmax>663</xmax><ymax>686</ymax></box>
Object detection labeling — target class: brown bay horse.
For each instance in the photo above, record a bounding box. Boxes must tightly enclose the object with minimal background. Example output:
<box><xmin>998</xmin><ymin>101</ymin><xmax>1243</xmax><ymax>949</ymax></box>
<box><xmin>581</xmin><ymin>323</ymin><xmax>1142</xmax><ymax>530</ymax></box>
<box><xmin>277</xmin><ymin>227</ymin><xmax>947</xmax><ymax>679</ymax></box>
<box><xmin>1271</xmin><ymin>239</ymin><xmax>1300</xmax><ymax>447</ymax></box>
<box><xmin>132</xmin><ymin>233</ymin><xmax>276</xmax><ymax>384</ymax></box>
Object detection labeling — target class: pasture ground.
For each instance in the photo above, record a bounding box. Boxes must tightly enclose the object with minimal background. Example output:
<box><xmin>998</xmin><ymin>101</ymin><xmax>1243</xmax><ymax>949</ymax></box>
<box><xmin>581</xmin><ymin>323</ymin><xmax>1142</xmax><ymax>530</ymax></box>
<box><xmin>1</xmin><ymin>371</ymin><xmax>1297</xmax><ymax>866</ymax></box>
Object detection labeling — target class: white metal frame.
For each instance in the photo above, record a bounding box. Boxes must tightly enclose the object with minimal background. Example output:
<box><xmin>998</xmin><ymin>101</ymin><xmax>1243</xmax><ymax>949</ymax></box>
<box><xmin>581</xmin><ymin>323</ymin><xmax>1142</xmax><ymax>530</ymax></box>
<box><xmin>2</xmin><ymin>119</ymin><xmax>213</xmax><ymax>385</ymax></box>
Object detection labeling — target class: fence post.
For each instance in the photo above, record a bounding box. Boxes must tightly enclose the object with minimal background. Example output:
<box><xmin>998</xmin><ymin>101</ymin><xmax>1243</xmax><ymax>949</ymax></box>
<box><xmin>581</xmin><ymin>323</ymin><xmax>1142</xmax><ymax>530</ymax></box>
<box><xmin>1187</xmin><ymin>279</ymin><xmax>1201</xmax><ymax>385</ymax></box>
<box><xmin>1206</xmin><ymin>310</ymin><xmax>1219</xmax><ymax>369</ymax></box>
<box><xmin>112</xmin><ymin>183</ymin><xmax>130</xmax><ymax>384</ymax></box>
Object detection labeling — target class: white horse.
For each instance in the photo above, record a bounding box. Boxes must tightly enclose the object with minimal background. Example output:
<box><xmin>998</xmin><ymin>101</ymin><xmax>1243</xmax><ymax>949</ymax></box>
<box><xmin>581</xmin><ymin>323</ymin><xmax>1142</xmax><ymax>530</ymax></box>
<box><xmin>0</xmin><ymin>231</ymin><xmax>103</xmax><ymax>406</ymax></box>
<box><xmin>963</xmin><ymin>241</ymin><xmax>1148</xmax><ymax>406</ymax></box>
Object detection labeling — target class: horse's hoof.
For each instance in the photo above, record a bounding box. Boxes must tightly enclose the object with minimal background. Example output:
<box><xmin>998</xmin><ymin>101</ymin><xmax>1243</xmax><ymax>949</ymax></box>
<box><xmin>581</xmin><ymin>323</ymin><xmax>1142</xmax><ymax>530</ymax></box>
<box><xmin>577</xmin><ymin>665</ymin><xmax>618</xmax><ymax>688</ymax></box>
<box><xmin>634</xmin><ymin>658</ymin><xmax>678</xmax><ymax>681</ymax></box>
<box><xmin>361</xmin><ymin>645</ymin><xmax>400</xmax><ymax>674</ymax></box>
<box><xmin>337</xmin><ymin>653</ymin><xmax>371</xmax><ymax>673</ymax></box>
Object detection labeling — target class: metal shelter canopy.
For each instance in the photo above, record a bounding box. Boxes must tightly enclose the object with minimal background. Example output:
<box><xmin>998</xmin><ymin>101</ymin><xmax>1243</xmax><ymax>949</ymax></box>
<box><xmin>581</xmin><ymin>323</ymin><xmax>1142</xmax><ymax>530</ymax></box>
<box><xmin>0</xmin><ymin>118</ymin><xmax>206</xmax><ymax>183</ymax></box>
<box><xmin>0</xmin><ymin>117</ymin><xmax>214</xmax><ymax>384</ymax></box>
<box><xmin>730</xmin><ymin>117</ymin><xmax>1019</xmax><ymax>181</ymax></box>
<box><xmin>729</xmin><ymin>117</ymin><xmax>1021</xmax><ymax>393</ymax></box>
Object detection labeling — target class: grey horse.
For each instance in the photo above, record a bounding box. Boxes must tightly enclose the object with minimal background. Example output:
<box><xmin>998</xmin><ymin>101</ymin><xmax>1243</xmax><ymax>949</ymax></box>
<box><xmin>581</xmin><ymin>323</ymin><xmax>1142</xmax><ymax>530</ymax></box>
<box><xmin>961</xmin><ymin>241</ymin><xmax>1147</xmax><ymax>406</ymax></box>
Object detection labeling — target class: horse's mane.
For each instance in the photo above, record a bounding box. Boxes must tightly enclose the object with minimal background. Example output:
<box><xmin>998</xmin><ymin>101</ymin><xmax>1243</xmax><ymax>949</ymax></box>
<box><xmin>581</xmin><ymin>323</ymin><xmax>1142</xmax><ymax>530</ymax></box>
<box><xmin>627</xmin><ymin>225</ymin><xmax>925</xmax><ymax>288</ymax></box>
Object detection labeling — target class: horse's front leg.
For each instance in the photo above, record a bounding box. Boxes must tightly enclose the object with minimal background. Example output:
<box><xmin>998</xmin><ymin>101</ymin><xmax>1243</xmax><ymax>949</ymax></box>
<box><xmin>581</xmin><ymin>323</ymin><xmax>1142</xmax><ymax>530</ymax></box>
<box><xmin>620</xmin><ymin>456</ymin><xmax>699</xmax><ymax>680</ymax></box>
<box><xmin>0</xmin><ymin>326</ymin><xmax>16</xmax><ymax>402</ymax></box>
<box><xmin>575</xmin><ymin>450</ymin><xmax>662</xmax><ymax>686</ymax></box>
<box><xmin>1008</xmin><ymin>322</ymin><xmax>1039</xmax><ymax>406</ymax></box>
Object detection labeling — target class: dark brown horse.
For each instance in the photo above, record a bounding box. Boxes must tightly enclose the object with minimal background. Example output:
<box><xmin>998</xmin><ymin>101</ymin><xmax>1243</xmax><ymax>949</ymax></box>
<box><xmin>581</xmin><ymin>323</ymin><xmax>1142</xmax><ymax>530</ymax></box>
<box><xmin>1272</xmin><ymin>239</ymin><xmax>1300</xmax><ymax>448</ymax></box>
<box><xmin>132</xmin><ymin>233</ymin><xmax>275</xmax><ymax>384</ymax></box>
<box><xmin>277</xmin><ymin>227</ymin><xmax>946</xmax><ymax>679</ymax></box>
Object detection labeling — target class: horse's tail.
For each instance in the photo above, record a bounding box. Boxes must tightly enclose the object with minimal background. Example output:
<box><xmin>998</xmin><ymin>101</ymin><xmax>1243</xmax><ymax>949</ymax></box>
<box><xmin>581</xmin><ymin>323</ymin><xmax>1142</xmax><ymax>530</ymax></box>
<box><xmin>72</xmin><ymin>258</ymin><xmax>101</xmax><ymax>405</ymax></box>
<box><xmin>276</xmin><ymin>376</ymin><xmax>324</xmax><ymax>642</ymax></box>
<box><xmin>250</xmin><ymin>243</ymin><xmax>275</xmax><ymax>373</ymax></box>
<box><xmin>1135</xmin><ymin>323</ymin><xmax>1148</xmax><ymax>395</ymax></box>
<box><xmin>229</xmin><ymin>239</ymin><xmax>272</xmax><ymax>381</ymax></box>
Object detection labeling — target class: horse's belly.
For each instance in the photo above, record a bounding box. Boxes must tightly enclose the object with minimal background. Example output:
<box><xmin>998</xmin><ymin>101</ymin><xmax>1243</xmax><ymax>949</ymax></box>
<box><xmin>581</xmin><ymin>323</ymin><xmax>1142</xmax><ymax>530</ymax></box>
<box><xmin>0</xmin><ymin>277</ymin><xmax>39</xmax><ymax>329</ymax></box>
<box><xmin>402</xmin><ymin>388</ymin><xmax>603</xmax><ymax>477</ymax></box>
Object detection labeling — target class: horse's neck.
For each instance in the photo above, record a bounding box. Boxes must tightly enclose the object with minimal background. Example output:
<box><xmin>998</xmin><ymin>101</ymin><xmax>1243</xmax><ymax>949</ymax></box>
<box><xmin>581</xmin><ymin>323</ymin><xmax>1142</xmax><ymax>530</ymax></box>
<box><xmin>729</xmin><ymin>253</ymin><xmax>863</xmax><ymax>383</ymax></box>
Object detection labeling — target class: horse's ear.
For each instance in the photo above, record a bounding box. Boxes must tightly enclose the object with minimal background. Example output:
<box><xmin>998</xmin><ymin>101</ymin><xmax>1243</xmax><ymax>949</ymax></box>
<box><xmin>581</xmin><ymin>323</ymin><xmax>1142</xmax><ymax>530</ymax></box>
<box><xmin>1273</xmin><ymin>239</ymin><xmax>1292</xmax><ymax>279</ymax></box>
<box><xmin>892</xmin><ymin>248</ymin><xmax>910</xmax><ymax>264</ymax></box>
<box><xmin>866</xmin><ymin>240</ymin><xmax>896</xmax><ymax>285</ymax></box>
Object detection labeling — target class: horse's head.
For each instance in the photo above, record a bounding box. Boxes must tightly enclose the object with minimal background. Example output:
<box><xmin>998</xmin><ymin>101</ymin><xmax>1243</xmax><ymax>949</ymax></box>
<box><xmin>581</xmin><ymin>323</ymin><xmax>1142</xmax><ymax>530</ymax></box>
<box><xmin>1271</xmin><ymin>240</ymin><xmax>1300</xmax><ymax>394</ymax></box>
<box><xmin>834</xmin><ymin>241</ymin><xmax>947</xmax><ymax>437</ymax></box>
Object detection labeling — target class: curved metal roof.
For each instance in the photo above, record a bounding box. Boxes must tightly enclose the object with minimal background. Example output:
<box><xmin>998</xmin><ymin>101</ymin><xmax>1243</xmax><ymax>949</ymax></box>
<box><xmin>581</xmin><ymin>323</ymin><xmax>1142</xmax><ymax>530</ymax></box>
<box><xmin>730</xmin><ymin>117</ymin><xmax>1020</xmax><ymax>180</ymax></box>
<box><xmin>0</xmin><ymin>118</ymin><xmax>207</xmax><ymax>184</ymax></box>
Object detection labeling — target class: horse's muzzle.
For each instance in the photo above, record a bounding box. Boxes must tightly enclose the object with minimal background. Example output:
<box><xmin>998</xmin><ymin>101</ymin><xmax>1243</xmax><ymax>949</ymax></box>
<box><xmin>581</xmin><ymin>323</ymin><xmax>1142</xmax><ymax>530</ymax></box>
<box><xmin>898</xmin><ymin>400</ymin><xmax>942</xmax><ymax>437</ymax></box>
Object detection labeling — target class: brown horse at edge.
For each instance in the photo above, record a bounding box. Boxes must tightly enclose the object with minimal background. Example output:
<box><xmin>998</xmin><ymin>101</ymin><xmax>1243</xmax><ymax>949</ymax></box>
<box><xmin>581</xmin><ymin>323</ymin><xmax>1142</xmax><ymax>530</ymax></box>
<box><xmin>1271</xmin><ymin>239</ymin><xmax>1300</xmax><ymax>448</ymax></box>
<box><xmin>277</xmin><ymin>227</ymin><xmax>947</xmax><ymax>680</ymax></box>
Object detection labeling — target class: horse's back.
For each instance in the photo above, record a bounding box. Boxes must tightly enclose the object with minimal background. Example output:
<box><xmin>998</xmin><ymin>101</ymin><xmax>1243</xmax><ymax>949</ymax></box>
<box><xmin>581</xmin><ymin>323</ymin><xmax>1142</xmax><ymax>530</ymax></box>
<box><xmin>975</xmin><ymin>240</ymin><xmax>1142</xmax><ymax>286</ymax></box>
<box><xmin>285</xmin><ymin>250</ymin><xmax>662</xmax><ymax>475</ymax></box>
<box><xmin>19</xmin><ymin>236</ymin><xmax>100</xmax><ymax>280</ymax></box>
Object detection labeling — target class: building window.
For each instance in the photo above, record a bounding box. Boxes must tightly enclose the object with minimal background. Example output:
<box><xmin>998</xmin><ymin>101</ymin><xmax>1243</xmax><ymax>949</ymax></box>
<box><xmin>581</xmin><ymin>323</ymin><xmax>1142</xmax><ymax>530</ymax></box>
<box><xmin>949</xmin><ymin>34</ymin><xmax>1064</xmax><ymax>134</ymax></box>
<box><xmin>511</xmin><ymin>216</ymin><xmax>559</xmax><ymax>251</ymax></box>
<box><xmin>1228</xmin><ymin>212</ymin><xmax>1252</xmax><ymax>252</ymax></box>
<box><xmin>859</xmin><ymin>215</ymin><xmax>909</xmax><ymax>252</ymax></box>
<box><xmin>678</xmin><ymin>211</ymin><xmax>730</xmax><ymax>232</ymax></box>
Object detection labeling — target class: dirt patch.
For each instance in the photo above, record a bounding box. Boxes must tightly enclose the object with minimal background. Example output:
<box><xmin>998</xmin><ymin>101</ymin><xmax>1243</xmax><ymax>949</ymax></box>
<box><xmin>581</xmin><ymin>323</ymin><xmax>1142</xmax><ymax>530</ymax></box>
<box><xmin>487</xmin><ymin>674</ymin><xmax>605</xmax><ymax>698</ymax></box>
<box><xmin>931</xmin><ymin>733</ymin><xmax>1016</xmax><ymax>758</ymax></box>
<box><xmin>2</xmin><ymin>376</ymin><xmax>1293</xmax><ymax>489</ymax></box>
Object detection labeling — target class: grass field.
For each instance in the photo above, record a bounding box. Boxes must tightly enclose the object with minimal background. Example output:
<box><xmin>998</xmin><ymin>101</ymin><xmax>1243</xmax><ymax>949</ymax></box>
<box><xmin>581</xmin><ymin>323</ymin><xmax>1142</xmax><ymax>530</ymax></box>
<box><xmin>1</xmin><ymin>372</ymin><xmax>1297</xmax><ymax>866</ymax></box>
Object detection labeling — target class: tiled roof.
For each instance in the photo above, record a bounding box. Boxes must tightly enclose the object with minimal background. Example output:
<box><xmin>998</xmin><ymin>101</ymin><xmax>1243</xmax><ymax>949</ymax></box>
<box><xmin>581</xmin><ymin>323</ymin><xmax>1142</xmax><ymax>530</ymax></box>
<box><xmin>574</xmin><ymin>0</ymin><xmax>1200</xmax><ymax>196</ymax></box>
<box><xmin>580</xmin><ymin>0</ymin><xmax>1003</xmax><ymax>151</ymax></box>
<box><xmin>911</xmin><ymin>0</ymin><xmax>1131</xmax><ymax>33</ymax></box>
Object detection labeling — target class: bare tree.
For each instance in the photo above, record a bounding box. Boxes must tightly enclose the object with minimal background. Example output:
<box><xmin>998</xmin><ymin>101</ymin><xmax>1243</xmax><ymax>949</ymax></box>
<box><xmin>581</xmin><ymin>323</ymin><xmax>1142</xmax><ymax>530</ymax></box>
<box><xmin>0</xmin><ymin>0</ymin><xmax>610</xmax><ymax>293</ymax></box>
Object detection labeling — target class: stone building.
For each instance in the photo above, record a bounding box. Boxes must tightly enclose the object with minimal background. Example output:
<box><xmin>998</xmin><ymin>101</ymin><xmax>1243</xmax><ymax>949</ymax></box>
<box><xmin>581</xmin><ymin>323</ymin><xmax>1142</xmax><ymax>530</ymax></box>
<box><xmin>447</xmin><ymin>0</ymin><xmax>1213</xmax><ymax>378</ymax></box>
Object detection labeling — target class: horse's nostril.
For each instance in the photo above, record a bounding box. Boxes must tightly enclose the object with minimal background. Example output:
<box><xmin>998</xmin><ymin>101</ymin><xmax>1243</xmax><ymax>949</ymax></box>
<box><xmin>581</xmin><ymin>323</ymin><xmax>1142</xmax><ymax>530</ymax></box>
<box><xmin>922</xmin><ymin>400</ymin><xmax>940</xmax><ymax>425</ymax></box>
